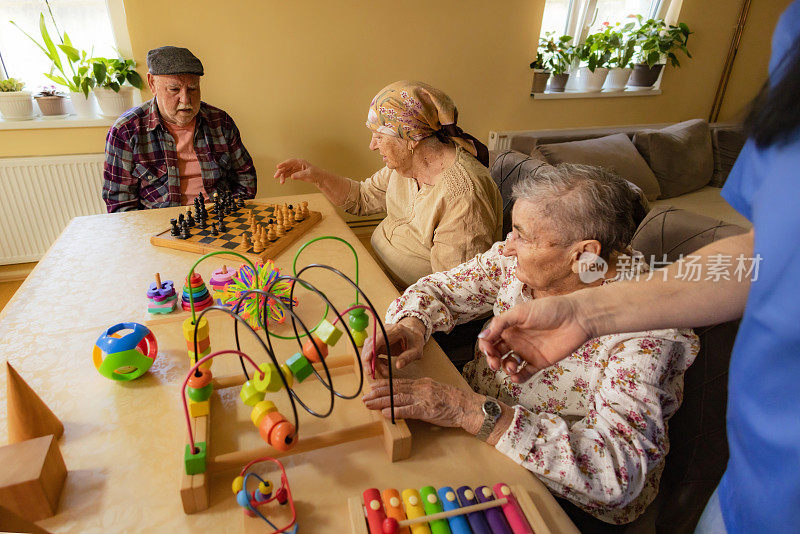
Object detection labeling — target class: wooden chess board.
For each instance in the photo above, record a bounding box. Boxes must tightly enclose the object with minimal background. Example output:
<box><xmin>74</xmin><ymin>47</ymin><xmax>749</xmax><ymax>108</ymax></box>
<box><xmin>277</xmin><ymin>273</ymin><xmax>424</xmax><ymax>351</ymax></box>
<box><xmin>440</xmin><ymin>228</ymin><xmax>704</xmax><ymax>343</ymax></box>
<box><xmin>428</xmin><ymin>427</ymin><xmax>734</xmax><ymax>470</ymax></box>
<box><xmin>150</xmin><ymin>200</ymin><xmax>322</xmax><ymax>262</ymax></box>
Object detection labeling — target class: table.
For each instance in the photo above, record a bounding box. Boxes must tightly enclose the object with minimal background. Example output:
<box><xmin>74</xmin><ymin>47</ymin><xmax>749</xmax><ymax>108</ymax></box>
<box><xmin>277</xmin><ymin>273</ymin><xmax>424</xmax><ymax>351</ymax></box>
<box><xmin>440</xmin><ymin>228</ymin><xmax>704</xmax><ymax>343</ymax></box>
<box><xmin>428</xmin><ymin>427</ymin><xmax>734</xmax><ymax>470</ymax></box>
<box><xmin>0</xmin><ymin>193</ymin><xmax>577</xmax><ymax>533</ymax></box>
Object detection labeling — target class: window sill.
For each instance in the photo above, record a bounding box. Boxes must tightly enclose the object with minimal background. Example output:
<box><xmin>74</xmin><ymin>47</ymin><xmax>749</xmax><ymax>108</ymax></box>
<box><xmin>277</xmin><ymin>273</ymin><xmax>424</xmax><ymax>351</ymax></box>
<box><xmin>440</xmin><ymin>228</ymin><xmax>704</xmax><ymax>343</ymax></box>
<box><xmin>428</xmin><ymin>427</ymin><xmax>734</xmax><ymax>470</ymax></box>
<box><xmin>0</xmin><ymin>115</ymin><xmax>115</xmax><ymax>131</ymax></box>
<box><xmin>532</xmin><ymin>88</ymin><xmax>662</xmax><ymax>100</ymax></box>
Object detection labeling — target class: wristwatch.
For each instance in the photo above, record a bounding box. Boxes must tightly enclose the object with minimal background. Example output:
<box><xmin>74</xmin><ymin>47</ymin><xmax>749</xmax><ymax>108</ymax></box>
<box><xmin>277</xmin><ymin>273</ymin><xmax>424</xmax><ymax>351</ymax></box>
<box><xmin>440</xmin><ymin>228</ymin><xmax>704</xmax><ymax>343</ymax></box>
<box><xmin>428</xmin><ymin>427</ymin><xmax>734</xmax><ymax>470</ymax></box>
<box><xmin>475</xmin><ymin>397</ymin><xmax>502</xmax><ymax>442</ymax></box>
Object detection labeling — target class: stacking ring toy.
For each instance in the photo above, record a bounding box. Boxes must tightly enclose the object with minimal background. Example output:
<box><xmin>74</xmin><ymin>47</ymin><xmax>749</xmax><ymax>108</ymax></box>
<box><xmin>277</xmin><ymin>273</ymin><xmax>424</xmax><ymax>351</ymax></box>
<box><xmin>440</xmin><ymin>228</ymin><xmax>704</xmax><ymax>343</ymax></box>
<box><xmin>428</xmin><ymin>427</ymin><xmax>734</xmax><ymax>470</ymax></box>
<box><xmin>93</xmin><ymin>322</ymin><xmax>158</xmax><ymax>381</ymax></box>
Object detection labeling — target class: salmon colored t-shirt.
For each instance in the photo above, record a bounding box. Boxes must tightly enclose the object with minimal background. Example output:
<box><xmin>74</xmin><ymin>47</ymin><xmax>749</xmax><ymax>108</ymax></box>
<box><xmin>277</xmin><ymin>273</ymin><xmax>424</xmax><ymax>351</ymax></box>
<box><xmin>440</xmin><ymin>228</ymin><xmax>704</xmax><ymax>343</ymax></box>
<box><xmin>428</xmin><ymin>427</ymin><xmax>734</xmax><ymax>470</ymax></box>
<box><xmin>163</xmin><ymin>118</ymin><xmax>205</xmax><ymax>205</ymax></box>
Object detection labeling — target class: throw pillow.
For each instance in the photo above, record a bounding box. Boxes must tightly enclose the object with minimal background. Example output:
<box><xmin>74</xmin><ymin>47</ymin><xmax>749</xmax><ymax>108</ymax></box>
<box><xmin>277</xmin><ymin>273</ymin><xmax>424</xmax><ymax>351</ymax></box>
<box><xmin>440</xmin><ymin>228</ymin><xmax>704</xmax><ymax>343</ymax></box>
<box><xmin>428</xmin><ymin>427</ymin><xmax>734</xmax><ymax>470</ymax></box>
<box><xmin>633</xmin><ymin>119</ymin><xmax>714</xmax><ymax>198</ymax></box>
<box><xmin>537</xmin><ymin>133</ymin><xmax>661</xmax><ymax>201</ymax></box>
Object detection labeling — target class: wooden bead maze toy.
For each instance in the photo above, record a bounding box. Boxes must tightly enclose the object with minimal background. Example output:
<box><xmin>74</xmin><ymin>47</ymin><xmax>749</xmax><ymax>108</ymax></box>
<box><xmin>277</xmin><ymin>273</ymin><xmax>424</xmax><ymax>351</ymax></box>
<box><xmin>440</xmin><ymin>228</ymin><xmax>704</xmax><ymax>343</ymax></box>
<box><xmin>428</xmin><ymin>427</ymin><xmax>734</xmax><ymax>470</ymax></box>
<box><xmin>151</xmin><ymin>191</ymin><xmax>321</xmax><ymax>263</ymax></box>
<box><xmin>349</xmin><ymin>483</ymin><xmax>552</xmax><ymax>534</ymax></box>
<box><xmin>176</xmin><ymin>241</ymin><xmax>411</xmax><ymax>520</ymax></box>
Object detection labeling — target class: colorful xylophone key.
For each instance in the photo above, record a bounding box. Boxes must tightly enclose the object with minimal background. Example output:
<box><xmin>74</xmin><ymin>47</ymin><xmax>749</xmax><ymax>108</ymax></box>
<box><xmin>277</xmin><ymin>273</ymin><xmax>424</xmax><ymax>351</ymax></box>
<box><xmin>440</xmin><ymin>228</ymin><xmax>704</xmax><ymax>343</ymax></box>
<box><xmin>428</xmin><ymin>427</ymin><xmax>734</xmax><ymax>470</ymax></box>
<box><xmin>437</xmin><ymin>487</ymin><xmax>472</xmax><ymax>534</ymax></box>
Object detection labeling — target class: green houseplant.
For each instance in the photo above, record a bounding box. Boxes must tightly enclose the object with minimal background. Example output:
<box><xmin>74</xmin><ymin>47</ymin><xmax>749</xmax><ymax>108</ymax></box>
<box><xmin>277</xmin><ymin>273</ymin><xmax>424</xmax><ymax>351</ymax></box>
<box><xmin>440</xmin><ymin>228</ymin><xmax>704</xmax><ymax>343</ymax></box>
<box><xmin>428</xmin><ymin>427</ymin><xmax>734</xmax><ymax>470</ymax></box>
<box><xmin>0</xmin><ymin>78</ymin><xmax>34</xmax><ymax>121</ymax></box>
<box><xmin>575</xmin><ymin>30</ymin><xmax>613</xmax><ymax>92</ymax></box>
<box><xmin>602</xmin><ymin>21</ymin><xmax>637</xmax><ymax>90</ymax></box>
<box><xmin>90</xmin><ymin>56</ymin><xmax>144</xmax><ymax>118</ymax></box>
<box><xmin>629</xmin><ymin>16</ymin><xmax>692</xmax><ymax>88</ymax></box>
<box><xmin>12</xmin><ymin>11</ymin><xmax>98</xmax><ymax>116</ymax></box>
<box><xmin>34</xmin><ymin>85</ymin><xmax>69</xmax><ymax>117</ymax></box>
<box><xmin>535</xmin><ymin>32</ymin><xmax>574</xmax><ymax>92</ymax></box>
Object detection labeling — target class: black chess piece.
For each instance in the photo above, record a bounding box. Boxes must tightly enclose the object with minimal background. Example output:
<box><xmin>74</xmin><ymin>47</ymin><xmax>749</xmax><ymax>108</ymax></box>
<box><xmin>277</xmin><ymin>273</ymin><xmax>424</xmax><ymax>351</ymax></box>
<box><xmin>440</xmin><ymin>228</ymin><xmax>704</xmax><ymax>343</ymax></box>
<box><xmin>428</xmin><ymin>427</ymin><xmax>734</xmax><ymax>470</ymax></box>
<box><xmin>178</xmin><ymin>213</ymin><xmax>185</xmax><ymax>226</ymax></box>
<box><xmin>180</xmin><ymin>221</ymin><xmax>191</xmax><ymax>240</ymax></box>
<box><xmin>198</xmin><ymin>214</ymin><xmax>207</xmax><ymax>229</ymax></box>
<box><xmin>211</xmin><ymin>222</ymin><xmax>219</xmax><ymax>236</ymax></box>
<box><xmin>186</xmin><ymin>209</ymin><xmax>195</xmax><ymax>227</ymax></box>
<box><xmin>218</xmin><ymin>217</ymin><xmax>227</xmax><ymax>233</ymax></box>
<box><xmin>237</xmin><ymin>197</ymin><xmax>245</xmax><ymax>209</ymax></box>
<box><xmin>170</xmin><ymin>218</ymin><xmax>179</xmax><ymax>236</ymax></box>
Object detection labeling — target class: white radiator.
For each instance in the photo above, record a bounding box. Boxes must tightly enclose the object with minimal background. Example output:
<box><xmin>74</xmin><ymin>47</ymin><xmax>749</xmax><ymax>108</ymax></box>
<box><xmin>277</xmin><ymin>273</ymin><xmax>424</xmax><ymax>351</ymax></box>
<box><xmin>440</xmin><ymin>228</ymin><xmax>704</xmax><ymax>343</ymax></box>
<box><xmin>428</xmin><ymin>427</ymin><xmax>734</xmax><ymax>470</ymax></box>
<box><xmin>0</xmin><ymin>154</ymin><xmax>106</xmax><ymax>264</ymax></box>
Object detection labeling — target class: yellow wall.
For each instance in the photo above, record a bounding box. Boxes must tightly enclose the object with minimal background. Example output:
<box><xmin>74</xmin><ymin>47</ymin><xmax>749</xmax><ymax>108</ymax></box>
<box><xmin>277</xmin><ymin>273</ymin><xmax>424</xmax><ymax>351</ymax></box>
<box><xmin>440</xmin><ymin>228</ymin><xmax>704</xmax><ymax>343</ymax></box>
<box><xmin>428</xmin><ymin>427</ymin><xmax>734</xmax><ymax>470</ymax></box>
<box><xmin>0</xmin><ymin>0</ymin><xmax>790</xmax><ymax>198</ymax></box>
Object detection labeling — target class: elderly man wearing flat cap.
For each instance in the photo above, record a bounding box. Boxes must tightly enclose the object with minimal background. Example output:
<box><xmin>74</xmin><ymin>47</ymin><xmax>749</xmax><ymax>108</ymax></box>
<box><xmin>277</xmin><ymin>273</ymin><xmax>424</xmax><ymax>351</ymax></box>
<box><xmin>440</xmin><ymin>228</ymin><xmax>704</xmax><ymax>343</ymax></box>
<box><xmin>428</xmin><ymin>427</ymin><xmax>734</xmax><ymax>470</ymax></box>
<box><xmin>102</xmin><ymin>46</ymin><xmax>256</xmax><ymax>212</ymax></box>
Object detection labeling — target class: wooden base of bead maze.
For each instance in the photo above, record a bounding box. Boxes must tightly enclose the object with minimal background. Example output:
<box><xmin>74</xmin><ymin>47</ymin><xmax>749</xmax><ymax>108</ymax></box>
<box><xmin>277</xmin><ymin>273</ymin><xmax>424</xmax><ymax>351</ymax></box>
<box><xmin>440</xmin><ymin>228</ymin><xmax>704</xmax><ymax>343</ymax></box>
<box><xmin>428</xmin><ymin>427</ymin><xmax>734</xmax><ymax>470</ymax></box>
<box><xmin>151</xmin><ymin>200</ymin><xmax>323</xmax><ymax>263</ymax></box>
<box><xmin>347</xmin><ymin>484</ymin><xmax>553</xmax><ymax>534</ymax></box>
<box><xmin>180</xmin><ymin>353</ymin><xmax>412</xmax><ymax>515</ymax></box>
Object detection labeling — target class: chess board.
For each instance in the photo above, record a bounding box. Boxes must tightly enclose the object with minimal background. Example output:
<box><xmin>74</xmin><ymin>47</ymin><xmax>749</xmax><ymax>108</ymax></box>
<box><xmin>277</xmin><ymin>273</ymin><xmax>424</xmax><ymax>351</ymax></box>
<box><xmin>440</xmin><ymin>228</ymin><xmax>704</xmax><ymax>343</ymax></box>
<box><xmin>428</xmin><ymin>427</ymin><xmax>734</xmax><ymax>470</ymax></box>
<box><xmin>150</xmin><ymin>200</ymin><xmax>322</xmax><ymax>262</ymax></box>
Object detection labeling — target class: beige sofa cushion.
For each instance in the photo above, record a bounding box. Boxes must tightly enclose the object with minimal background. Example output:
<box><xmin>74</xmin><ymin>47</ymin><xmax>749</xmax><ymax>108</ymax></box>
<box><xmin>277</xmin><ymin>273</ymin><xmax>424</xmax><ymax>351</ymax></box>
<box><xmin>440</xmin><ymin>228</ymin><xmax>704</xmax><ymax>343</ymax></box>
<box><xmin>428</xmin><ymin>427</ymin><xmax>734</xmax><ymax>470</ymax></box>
<box><xmin>537</xmin><ymin>133</ymin><xmax>661</xmax><ymax>201</ymax></box>
<box><xmin>633</xmin><ymin>119</ymin><xmax>714</xmax><ymax>199</ymax></box>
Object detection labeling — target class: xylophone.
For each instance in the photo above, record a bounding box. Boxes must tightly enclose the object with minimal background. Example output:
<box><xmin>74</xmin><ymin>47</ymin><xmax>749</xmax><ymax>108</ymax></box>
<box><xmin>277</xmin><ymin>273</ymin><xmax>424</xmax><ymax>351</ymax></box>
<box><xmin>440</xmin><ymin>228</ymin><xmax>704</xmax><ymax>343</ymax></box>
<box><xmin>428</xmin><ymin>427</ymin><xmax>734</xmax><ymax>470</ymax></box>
<box><xmin>349</xmin><ymin>483</ymin><xmax>550</xmax><ymax>534</ymax></box>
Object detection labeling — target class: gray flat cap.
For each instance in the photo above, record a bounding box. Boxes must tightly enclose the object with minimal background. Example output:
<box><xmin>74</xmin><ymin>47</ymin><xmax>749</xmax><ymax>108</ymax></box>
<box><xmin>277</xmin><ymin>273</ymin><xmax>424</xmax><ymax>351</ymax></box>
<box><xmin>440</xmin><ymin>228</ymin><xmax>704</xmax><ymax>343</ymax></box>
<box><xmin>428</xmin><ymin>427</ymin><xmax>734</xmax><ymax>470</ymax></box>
<box><xmin>146</xmin><ymin>46</ymin><xmax>204</xmax><ymax>76</ymax></box>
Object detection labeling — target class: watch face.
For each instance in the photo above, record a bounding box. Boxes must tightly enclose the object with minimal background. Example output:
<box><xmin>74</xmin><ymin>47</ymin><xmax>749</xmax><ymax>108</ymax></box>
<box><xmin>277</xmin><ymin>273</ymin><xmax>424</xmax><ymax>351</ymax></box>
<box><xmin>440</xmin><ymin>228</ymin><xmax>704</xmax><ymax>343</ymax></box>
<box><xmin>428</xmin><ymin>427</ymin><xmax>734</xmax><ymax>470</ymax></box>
<box><xmin>483</xmin><ymin>399</ymin><xmax>501</xmax><ymax>418</ymax></box>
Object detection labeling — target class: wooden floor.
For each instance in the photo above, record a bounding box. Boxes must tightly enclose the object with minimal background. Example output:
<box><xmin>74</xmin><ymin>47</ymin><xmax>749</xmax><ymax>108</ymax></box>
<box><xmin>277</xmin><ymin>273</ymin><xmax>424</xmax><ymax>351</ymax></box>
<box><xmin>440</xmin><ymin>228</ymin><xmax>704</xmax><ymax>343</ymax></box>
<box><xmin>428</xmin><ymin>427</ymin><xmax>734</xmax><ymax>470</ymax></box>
<box><xmin>0</xmin><ymin>263</ymin><xmax>36</xmax><ymax>313</ymax></box>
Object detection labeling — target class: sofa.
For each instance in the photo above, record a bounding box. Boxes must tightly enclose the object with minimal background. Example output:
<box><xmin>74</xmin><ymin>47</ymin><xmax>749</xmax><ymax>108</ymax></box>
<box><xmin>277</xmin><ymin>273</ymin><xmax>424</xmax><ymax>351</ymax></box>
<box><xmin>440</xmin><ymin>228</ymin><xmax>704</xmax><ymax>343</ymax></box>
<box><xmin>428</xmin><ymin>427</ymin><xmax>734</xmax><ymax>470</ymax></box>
<box><xmin>485</xmin><ymin>127</ymin><xmax>750</xmax><ymax>532</ymax></box>
<box><xmin>488</xmin><ymin>119</ymin><xmax>750</xmax><ymax>231</ymax></box>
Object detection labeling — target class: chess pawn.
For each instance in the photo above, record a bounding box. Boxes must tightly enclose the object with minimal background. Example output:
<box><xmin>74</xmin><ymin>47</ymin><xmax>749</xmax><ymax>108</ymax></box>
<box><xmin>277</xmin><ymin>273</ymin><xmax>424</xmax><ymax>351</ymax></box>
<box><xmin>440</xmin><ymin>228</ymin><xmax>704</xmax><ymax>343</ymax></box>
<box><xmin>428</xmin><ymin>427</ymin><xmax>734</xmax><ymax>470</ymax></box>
<box><xmin>301</xmin><ymin>201</ymin><xmax>309</xmax><ymax>218</ymax></box>
<box><xmin>242</xmin><ymin>232</ymin><xmax>252</xmax><ymax>251</ymax></box>
<box><xmin>260</xmin><ymin>228</ymin><xmax>269</xmax><ymax>249</ymax></box>
<box><xmin>276</xmin><ymin>222</ymin><xmax>285</xmax><ymax>237</ymax></box>
<box><xmin>267</xmin><ymin>225</ymin><xmax>277</xmax><ymax>242</ymax></box>
<box><xmin>252</xmin><ymin>232</ymin><xmax>264</xmax><ymax>253</ymax></box>
<box><xmin>294</xmin><ymin>206</ymin><xmax>303</xmax><ymax>222</ymax></box>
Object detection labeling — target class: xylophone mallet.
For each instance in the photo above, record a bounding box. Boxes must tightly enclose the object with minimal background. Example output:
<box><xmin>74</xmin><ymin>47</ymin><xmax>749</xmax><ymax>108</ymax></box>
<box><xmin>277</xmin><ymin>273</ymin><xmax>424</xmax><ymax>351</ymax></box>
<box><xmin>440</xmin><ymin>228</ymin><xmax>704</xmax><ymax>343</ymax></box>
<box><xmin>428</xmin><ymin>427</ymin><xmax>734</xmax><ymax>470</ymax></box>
<box><xmin>386</xmin><ymin>497</ymin><xmax>511</xmax><ymax>532</ymax></box>
<box><xmin>493</xmin><ymin>483</ymin><xmax>534</xmax><ymax>534</ymax></box>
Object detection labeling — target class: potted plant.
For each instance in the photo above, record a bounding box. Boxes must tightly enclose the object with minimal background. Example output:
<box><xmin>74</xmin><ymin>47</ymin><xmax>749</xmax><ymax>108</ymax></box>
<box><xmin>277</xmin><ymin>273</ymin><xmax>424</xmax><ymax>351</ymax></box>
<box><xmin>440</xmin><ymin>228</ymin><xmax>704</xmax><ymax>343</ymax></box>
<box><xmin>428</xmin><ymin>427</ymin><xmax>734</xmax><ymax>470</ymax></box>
<box><xmin>34</xmin><ymin>85</ymin><xmax>69</xmax><ymax>117</ymax></box>
<box><xmin>629</xmin><ymin>16</ymin><xmax>692</xmax><ymax>88</ymax></box>
<box><xmin>529</xmin><ymin>56</ymin><xmax>550</xmax><ymax>94</ymax></box>
<box><xmin>0</xmin><ymin>78</ymin><xmax>34</xmax><ymax>121</ymax></box>
<box><xmin>575</xmin><ymin>30</ymin><xmax>612</xmax><ymax>92</ymax></box>
<box><xmin>601</xmin><ymin>21</ymin><xmax>637</xmax><ymax>91</ymax></box>
<box><xmin>91</xmin><ymin>56</ymin><xmax>144</xmax><ymax>118</ymax></box>
<box><xmin>537</xmin><ymin>32</ymin><xmax>574</xmax><ymax>93</ymax></box>
<box><xmin>12</xmin><ymin>12</ymin><xmax>98</xmax><ymax>117</ymax></box>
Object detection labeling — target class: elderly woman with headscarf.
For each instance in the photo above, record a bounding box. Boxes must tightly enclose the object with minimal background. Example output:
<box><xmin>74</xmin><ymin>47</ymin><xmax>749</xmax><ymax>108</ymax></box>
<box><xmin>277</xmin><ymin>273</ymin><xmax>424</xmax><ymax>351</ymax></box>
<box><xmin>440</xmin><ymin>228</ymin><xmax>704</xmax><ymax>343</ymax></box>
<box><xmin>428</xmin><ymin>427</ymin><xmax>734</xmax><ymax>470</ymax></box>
<box><xmin>274</xmin><ymin>81</ymin><xmax>502</xmax><ymax>288</ymax></box>
<box><xmin>361</xmin><ymin>163</ymin><xmax>699</xmax><ymax>525</ymax></box>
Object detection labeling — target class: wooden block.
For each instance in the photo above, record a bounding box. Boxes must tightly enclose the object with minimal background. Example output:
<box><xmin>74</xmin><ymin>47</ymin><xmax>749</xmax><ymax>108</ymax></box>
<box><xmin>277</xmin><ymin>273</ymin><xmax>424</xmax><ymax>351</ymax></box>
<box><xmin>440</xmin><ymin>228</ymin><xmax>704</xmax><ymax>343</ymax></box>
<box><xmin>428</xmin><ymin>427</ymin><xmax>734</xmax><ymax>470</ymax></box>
<box><xmin>0</xmin><ymin>435</ymin><xmax>66</xmax><ymax>522</ymax></box>
<box><xmin>188</xmin><ymin>399</ymin><xmax>210</xmax><ymax>418</ymax></box>
<box><xmin>0</xmin><ymin>504</ymin><xmax>50</xmax><ymax>534</ymax></box>
<box><xmin>6</xmin><ymin>362</ymin><xmax>63</xmax><ymax>443</ymax></box>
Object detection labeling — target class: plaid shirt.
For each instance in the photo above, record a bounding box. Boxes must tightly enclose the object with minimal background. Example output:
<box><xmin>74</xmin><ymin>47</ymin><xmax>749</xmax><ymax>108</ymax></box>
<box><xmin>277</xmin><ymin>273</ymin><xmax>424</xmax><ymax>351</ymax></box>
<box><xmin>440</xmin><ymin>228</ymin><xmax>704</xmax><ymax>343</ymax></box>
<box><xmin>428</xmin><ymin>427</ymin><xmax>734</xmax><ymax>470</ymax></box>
<box><xmin>102</xmin><ymin>99</ymin><xmax>257</xmax><ymax>212</ymax></box>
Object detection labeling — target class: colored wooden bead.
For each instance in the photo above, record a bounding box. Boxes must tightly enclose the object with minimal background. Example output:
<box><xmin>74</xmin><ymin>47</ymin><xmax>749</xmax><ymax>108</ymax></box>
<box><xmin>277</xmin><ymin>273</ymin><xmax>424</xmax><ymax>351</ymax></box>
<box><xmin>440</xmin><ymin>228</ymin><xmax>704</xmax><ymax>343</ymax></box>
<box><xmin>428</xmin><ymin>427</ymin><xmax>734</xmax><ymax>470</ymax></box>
<box><xmin>185</xmin><ymin>335</ymin><xmax>210</xmax><ymax>353</ymax></box>
<box><xmin>255</xmin><ymin>489</ymin><xmax>270</xmax><ymax>503</ymax></box>
<box><xmin>349</xmin><ymin>309</ymin><xmax>369</xmax><ymax>332</ymax></box>
<box><xmin>270</xmin><ymin>420</ymin><xmax>296</xmax><ymax>451</ymax></box>
<box><xmin>258</xmin><ymin>480</ymin><xmax>273</xmax><ymax>498</ymax></box>
<box><xmin>187</xmin><ymin>384</ymin><xmax>213</xmax><ymax>403</ymax></box>
<box><xmin>236</xmin><ymin>489</ymin><xmax>252</xmax><ymax>509</ymax></box>
<box><xmin>253</xmin><ymin>363</ymin><xmax>283</xmax><ymax>393</ymax></box>
<box><xmin>250</xmin><ymin>400</ymin><xmax>277</xmax><ymax>427</ymax></box>
<box><xmin>316</xmin><ymin>319</ymin><xmax>343</xmax><ymax>346</ymax></box>
<box><xmin>182</xmin><ymin>316</ymin><xmax>209</xmax><ymax>342</ymax></box>
<box><xmin>187</xmin><ymin>369</ymin><xmax>212</xmax><ymax>389</ymax></box>
<box><xmin>240</xmin><ymin>381</ymin><xmax>265</xmax><ymax>406</ymax></box>
<box><xmin>184</xmin><ymin>442</ymin><xmax>206</xmax><ymax>475</ymax></box>
<box><xmin>280</xmin><ymin>363</ymin><xmax>294</xmax><ymax>389</ymax></box>
<box><xmin>188</xmin><ymin>399</ymin><xmax>210</xmax><ymax>418</ymax></box>
<box><xmin>286</xmin><ymin>352</ymin><xmax>314</xmax><ymax>382</ymax></box>
<box><xmin>302</xmin><ymin>335</ymin><xmax>328</xmax><ymax>363</ymax></box>
<box><xmin>350</xmin><ymin>328</ymin><xmax>368</xmax><ymax>348</ymax></box>
<box><xmin>258</xmin><ymin>411</ymin><xmax>286</xmax><ymax>443</ymax></box>
<box><xmin>276</xmin><ymin>486</ymin><xmax>288</xmax><ymax>505</ymax></box>
<box><xmin>232</xmin><ymin>475</ymin><xmax>244</xmax><ymax>494</ymax></box>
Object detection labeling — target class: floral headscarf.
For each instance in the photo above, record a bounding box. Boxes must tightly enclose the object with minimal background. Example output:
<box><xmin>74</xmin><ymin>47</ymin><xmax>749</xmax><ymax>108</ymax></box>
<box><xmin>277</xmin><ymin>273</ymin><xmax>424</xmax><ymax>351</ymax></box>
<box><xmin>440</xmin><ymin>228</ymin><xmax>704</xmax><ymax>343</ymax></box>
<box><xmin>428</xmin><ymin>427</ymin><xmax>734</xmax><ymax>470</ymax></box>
<box><xmin>366</xmin><ymin>81</ymin><xmax>489</xmax><ymax>167</ymax></box>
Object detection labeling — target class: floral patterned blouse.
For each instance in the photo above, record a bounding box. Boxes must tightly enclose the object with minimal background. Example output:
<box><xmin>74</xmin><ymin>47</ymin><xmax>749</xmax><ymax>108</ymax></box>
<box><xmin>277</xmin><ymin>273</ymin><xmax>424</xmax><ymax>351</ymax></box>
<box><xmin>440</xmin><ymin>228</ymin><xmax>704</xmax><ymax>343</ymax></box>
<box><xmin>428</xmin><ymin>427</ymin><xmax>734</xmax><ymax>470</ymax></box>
<box><xmin>385</xmin><ymin>241</ymin><xmax>700</xmax><ymax>524</ymax></box>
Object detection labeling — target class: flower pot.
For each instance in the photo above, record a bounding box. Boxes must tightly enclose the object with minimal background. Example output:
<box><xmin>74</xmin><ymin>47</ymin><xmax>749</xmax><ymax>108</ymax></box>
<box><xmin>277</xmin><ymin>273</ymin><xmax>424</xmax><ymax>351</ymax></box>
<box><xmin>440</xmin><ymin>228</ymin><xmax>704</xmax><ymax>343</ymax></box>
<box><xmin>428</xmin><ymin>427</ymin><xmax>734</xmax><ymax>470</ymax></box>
<box><xmin>93</xmin><ymin>86</ymin><xmax>135</xmax><ymax>118</ymax></box>
<box><xmin>576</xmin><ymin>67</ymin><xmax>609</xmax><ymax>92</ymax></box>
<box><xmin>548</xmin><ymin>73</ymin><xmax>570</xmax><ymax>92</ymax></box>
<box><xmin>69</xmin><ymin>91</ymin><xmax>99</xmax><ymax>118</ymax></box>
<box><xmin>0</xmin><ymin>91</ymin><xmax>35</xmax><ymax>121</ymax></box>
<box><xmin>34</xmin><ymin>95</ymin><xmax>70</xmax><ymax>117</ymax></box>
<box><xmin>627</xmin><ymin>63</ymin><xmax>664</xmax><ymax>88</ymax></box>
<box><xmin>603</xmin><ymin>68</ymin><xmax>633</xmax><ymax>91</ymax></box>
<box><xmin>531</xmin><ymin>70</ymin><xmax>551</xmax><ymax>94</ymax></box>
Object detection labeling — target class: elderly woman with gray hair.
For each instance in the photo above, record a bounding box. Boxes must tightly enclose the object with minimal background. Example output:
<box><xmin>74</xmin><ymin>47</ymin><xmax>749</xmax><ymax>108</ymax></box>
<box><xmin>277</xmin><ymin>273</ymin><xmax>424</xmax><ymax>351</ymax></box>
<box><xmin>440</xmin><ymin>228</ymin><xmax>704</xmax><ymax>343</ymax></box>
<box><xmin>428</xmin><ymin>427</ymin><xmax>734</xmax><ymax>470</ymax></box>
<box><xmin>362</xmin><ymin>163</ymin><xmax>699</xmax><ymax>525</ymax></box>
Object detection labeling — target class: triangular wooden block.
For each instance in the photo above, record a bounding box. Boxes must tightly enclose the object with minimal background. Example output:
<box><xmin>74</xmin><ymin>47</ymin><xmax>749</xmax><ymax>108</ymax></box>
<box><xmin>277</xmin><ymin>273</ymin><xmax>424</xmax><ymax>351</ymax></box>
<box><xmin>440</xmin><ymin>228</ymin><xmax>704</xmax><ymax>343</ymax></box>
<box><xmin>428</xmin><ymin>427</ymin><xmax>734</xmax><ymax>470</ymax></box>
<box><xmin>6</xmin><ymin>362</ymin><xmax>64</xmax><ymax>444</ymax></box>
<box><xmin>0</xmin><ymin>503</ymin><xmax>50</xmax><ymax>533</ymax></box>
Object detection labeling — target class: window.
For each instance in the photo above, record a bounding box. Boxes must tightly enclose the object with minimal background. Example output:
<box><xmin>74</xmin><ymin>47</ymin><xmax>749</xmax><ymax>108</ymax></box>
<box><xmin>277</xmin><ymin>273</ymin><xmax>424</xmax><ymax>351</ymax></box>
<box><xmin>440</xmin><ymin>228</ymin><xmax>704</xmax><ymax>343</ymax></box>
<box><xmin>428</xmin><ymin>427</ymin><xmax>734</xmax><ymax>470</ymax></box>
<box><xmin>540</xmin><ymin>0</ymin><xmax>672</xmax><ymax>41</ymax></box>
<box><xmin>0</xmin><ymin>0</ymin><xmax>118</xmax><ymax>91</ymax></box>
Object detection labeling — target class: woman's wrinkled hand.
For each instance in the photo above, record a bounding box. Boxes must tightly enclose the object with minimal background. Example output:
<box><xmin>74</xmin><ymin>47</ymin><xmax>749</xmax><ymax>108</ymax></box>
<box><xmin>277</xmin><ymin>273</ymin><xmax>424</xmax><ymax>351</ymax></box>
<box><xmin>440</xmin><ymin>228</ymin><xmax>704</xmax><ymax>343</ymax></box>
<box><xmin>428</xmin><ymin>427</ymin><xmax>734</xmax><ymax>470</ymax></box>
<box><xmin>362</xmin><ymin>377</ymin><xmax>481</xmax><ymax>429</ymax></box>
<box><xmin>477</xmin><ymin>296</ymin><xmax>592</xmax><ymax>382</ymax></box>
<box><xmin>360</xmin><ymin>318</ymin><xmax>426</xmax><ymax>378</ymax></box>
<box><xmin>274</xmin><ymin>158</ymin><xmax>322</xmax><ymax>185</ymax></box>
